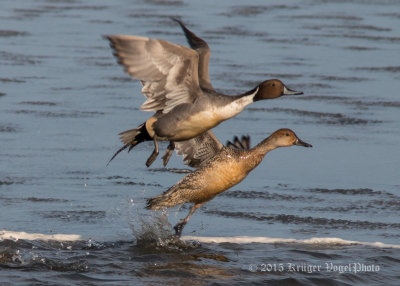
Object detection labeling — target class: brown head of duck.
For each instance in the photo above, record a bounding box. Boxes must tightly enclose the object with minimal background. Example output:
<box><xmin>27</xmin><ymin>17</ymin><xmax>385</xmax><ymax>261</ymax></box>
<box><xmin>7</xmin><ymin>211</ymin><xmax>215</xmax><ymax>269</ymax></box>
<box><xmin>267</xmin><ymin>128</ymin><xmax>312</xmax><ymax>148</ymax></box>
<box><xmin>254</xmin><ymin>128</ymin><xmax>312</xmax><ymax>156</ymax></box>
<box><xmin>253</xmin><ymin>79</ymin><xmax>303</xmax><ymax>101</ymax></box>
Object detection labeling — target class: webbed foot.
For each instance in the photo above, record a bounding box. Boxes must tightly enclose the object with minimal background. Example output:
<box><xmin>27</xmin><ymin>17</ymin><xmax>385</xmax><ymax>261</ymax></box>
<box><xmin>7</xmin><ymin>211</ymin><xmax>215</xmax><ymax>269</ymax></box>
<box><xmin>173</xmin><ymin>221</ymin><xmax>186</xmax><ymax>237</ymax></box>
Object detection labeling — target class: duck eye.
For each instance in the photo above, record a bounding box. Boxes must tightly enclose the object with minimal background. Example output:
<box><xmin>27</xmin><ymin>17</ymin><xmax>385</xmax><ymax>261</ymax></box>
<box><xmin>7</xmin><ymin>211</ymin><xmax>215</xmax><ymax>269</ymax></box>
<box><xmin>285</xmin><ymin>133</ymin><xmax>289</xmax><ymax>136</ymax></box>
<box><xmin>271</xmin><ymin>83</ymin><xmax>275</xmax><ymax>87</ymax></box>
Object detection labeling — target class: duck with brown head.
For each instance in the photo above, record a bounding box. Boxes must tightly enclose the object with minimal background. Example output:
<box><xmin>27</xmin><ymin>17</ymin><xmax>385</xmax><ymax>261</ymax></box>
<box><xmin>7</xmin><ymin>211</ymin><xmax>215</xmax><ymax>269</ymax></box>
<box><xmin>253</xmin><ymin>79</ymin><xmax>303</xmax><ymax>101</ymax></box>
<box><xmin>105</xmin><ymin>19</ymin><xmax>304</xmax><ymax>167</ymax></box>
<box><xmin>147</xmin><ymin>128</ymin><xmax>312</xmax><ymax>236</ymax></box>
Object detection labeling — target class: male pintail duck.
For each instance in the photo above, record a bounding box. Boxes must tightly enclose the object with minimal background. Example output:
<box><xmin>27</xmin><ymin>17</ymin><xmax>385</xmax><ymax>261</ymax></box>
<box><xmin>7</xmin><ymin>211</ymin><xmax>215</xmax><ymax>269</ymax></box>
<box><xmin>146</xmin><ymin>129</ymin><xmax>312</xmax><ymax>236</ymax></box>
<box><xmin>105</xmin><ymin>19</ymin><xmax>303</xmax><ymax>167</ymax></box>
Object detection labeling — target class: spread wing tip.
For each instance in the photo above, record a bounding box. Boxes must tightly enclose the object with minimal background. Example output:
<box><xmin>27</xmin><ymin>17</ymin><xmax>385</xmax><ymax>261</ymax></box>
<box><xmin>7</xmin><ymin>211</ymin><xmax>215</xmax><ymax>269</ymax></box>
<box><xmin>226</xmin><ymin>135</ymin><xmax>251</xmax><ymax>150</ymax></box>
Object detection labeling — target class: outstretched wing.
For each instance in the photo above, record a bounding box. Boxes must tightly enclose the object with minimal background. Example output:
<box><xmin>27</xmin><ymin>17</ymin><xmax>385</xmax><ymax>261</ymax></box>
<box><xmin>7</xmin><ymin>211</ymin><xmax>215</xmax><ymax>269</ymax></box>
<box><xmin>173</xmin><ymin>18</ymin><xmax>214</xmax><ymax>91</ymax></box>
<box><xmin>174</xmin><ymin>131</ymin><xmax>223</xmax><ymax>168</ymax></box>
<box><xmin>105</xmin><ymin>35</ymin><xmax>201</xmax><ymax>113</ymax></box>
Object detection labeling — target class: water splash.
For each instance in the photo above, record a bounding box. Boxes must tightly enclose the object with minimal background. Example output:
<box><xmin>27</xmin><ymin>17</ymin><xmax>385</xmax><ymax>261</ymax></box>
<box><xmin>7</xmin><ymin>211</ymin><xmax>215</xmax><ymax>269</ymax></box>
<box><xmin>129</xmin><ymin>210</ymin><xmax>193</xmax><ymax>251</ymax></box>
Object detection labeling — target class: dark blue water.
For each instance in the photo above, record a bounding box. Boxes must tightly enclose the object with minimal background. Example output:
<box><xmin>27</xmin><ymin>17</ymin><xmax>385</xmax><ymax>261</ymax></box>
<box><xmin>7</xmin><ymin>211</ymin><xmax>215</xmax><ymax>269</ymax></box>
<box><xmin>1</xmin><ymin>0</ymin><xmax>399</xmax><ymax>285</ymax></box>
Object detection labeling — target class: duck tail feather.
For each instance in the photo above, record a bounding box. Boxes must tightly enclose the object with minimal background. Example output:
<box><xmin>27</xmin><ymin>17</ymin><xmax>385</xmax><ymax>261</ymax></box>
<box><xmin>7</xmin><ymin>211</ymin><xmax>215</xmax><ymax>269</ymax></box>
<box><xmin>107</xmin><ymin>144</ymin><xmax>130</xmax><ymax>166</ymax></box>
<box><xmin>146</xmin><ymin>195</ymin><xmax>168</xmax><ymax>210</ymax></box>
<box><xmin>107</xmin><ymin>122</ymin><xmax>152</xmax><ymax>165</ymax></box>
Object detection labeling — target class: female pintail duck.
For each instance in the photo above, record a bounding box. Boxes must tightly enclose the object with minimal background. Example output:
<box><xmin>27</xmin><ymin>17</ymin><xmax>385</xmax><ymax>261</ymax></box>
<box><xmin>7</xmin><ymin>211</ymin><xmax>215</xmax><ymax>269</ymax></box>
<box><xmin>147</xmin><ymin>128</ymin><xmax>312</xmax><ymax>236</ymax></box>
<box><xmin>105</xmin><ymin>19</ymin><xmax>303</xmax><ymax>167</ymax></box>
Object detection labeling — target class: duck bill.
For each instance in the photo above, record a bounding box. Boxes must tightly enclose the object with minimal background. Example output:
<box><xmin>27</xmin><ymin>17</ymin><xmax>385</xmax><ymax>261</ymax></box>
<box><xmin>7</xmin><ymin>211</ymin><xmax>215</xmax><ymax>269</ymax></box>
<box><xmin>295</xmin><ymin>138</ymin><xmax>312</xmax><ymax>147</ymax></box>
<box><xmin>283</xmin><ymin>86</ymin><xmax>303</xmax><ymax>95</ymax></box>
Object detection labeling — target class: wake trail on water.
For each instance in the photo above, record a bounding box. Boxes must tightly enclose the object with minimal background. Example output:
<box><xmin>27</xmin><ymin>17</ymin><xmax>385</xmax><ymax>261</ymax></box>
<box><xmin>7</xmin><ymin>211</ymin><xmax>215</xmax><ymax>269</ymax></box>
<box><xmin>0</xmin><ymin>230</ymin><xmax>82</xmax><ymax>241</ymax></box>
<box><xmin>181</xmin><ymin>235</ymin><xmax>400</xmax><ymax>248</ymax></box>
<box><xmin>1</xmin><ymin>229</ymin><xmax>400</xmax><ymax>249</ymax></box>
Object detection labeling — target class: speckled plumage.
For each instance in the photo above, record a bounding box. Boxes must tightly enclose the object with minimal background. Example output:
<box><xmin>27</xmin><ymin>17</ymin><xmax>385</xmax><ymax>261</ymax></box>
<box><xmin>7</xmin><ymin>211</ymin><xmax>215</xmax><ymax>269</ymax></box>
<box><xmin>148</xmin><ymin>147</ymin><xmax>258</xmax><ymax>208</ymax></box>
<box><xmin>146</xmin><ymin>129</ymin><xmax>312</xmax><ymax>236</ymax></box>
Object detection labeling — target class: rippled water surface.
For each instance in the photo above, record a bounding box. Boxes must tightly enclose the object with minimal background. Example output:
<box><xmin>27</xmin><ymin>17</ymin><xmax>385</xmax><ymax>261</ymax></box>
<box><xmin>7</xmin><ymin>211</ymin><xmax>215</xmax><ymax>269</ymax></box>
<box><xmin>1</xmin><ymin>0</ymin><xmax>400</xmax><ymax>285</ymax></box>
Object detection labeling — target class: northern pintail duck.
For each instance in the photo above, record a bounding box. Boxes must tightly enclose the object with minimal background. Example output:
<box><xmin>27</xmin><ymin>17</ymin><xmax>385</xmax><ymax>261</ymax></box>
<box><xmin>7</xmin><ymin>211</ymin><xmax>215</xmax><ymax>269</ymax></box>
<box><xmin>147</xmin><ymin>129</ymin><xmax>312</xmax><ymax>236</ymax></box>
<box><xmin>105</xmin><ymin>19</ymin><xmax>303</xmax><ymax>167</ymax></box>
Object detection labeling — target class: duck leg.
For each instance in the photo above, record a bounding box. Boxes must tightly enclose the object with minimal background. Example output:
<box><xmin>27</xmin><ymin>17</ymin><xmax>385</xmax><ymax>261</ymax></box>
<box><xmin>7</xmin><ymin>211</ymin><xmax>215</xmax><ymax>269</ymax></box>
<box><xmin>161</xmin><ymin>141</ymin><xmax>175</xmax><ymax>167</ymax></box>
<box><xmin>173</xmin><ymin>203</ymin><xmax>204</xmax><ymax>237</ymax></box>
<box><xmin>145</xmin><ymin>138</ymin><xmax>159</xmax><ymax>167</ymax></box>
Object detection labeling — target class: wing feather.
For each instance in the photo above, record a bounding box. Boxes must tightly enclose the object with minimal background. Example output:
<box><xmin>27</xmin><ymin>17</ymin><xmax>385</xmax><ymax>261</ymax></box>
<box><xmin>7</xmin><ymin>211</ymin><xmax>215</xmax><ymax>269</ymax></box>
<box><xmin>105</xmin><ymin>35</ymin><xmax>200</xmax><ymax>113</ymax></box>
<box><xmin>174</xmin><ymin>131</ymin><xmax>223</xmax><ymax>168</ymax></box>
<box><xmin>172</xmin><ymin>18</ymin><xmax>214</xmax><ymax>91</ymax></box>
<box><xmin>226</xmin><ymin>135</ymin><xmax>251</xmax><ymax>150</ymax></box>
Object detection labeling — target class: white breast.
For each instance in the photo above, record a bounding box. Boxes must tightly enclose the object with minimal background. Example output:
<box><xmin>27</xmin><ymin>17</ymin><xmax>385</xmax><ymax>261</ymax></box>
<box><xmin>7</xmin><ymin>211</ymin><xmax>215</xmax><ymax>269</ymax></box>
<box><xmin>217</xmin><ymin>89</ymin><xmax>257</xmax><ymax>120</ymax></box>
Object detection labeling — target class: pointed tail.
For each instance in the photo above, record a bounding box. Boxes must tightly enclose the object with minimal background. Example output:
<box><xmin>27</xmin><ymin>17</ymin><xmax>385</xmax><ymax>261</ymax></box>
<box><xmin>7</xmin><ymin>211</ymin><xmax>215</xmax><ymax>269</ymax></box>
<box><xmin>146</xmin><ymin>195</ymin><xmax>166</xmax><ymax>210</ymax></box>
<box><xmin>146</xmin><ymin>185</ymin><xmax>180</xmax><ymax>210</ymax></box>
<box><xmin>107</xmin><ymin>122</ymin><xmax>151</xmax><ymax>165</ymax></box>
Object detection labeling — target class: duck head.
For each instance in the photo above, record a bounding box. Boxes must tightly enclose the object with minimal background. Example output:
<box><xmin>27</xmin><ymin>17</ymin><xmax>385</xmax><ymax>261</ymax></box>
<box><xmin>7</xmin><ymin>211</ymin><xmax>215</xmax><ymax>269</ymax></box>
<box><xmin>254</xmin><ymin>79</ymin><xmax>303</xmax><ymax>101</ymax></box>
<box><xmin>270</xmin><ymin>128</ymin><xmax>312</xmax><ymax>148</ymax></box>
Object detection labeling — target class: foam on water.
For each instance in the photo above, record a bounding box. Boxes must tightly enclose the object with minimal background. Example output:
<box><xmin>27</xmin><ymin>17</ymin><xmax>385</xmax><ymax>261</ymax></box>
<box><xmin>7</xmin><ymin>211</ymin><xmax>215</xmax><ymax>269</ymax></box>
<box><xmin>2</xmin><ymin>229</ymin><xmax>399</xmax><ymax>249</ymax></box>
<box><xmin>181</xmin><ymin>235</ymin><xmax>400</xmax><ymax>249</ymax></box>
<box><xmin>0</xmin><ymin>230</ymin><xmax>82</xmax><ymax>242</ymax></box>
